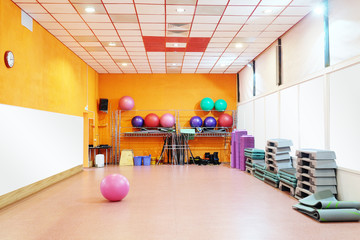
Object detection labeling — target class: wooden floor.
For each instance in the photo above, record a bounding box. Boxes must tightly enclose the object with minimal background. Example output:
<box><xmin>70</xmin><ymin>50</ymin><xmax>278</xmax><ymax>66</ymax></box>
<box><xmin>0</xmin><ymin>165</ymin><xmax>359</xmax><ymax>240</ymax></box>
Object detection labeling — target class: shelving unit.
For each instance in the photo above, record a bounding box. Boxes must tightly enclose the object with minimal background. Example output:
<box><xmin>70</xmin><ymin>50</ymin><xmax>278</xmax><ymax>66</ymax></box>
<box><xmin>110</xmin><ymin>109</ymin><xmax>236</xmax><ymax>165</ymax></box>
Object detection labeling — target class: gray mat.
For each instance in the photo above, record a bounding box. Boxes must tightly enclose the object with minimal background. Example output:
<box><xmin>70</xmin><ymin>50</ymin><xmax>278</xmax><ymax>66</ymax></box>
<box><xmin>267</xmin><ymin>139</ymin><xmax>293</xmax><ymax>148</ymax></box>
<box><xmin>297</xmin><ymin>158</ymin><xmax>337</xmax><ymax>169</ymax></box>
<box><xmin>297</xmin><ymin>165</ymin><xmax>336</xmax><ymax>177</ymax></box>
<box><xmin>279</xmin><ymin>181</ymin><xmax>295</xmax><ymax>196</ymax></box>
<box><xmin>296</xmin><ymin>149</ymin><xmax>336</xmax><ymax>160</ymax></box>
<box><xmin>293</xmin><ymin>190</ymin><xmax>360</xmax><ymax>222</ymax></box>
<box><xmin>297</xmin><ymin>182</ymin><xmax>337</xmax><ymax>195</ymax></box>
<box><xmin>266</xmin><ymin>152</ymin><xmax>291</xmax><ymax>161</ymax></box>
<box><xmin>265</xmin><ymin>146</ymin><xmax>291</xmax><ymax>154</ymax></box>
<box><xmin>296</xmin><ymin>173</ymin><xmax>337</xmax><ymax>185</ymax></box>
<box><xmin>278</xmin><ymin>168</ymin><xmax>296</xmax><ymax>178</ymax></box>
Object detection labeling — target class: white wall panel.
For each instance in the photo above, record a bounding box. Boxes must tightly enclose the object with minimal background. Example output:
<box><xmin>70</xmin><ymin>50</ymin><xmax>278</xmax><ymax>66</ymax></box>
<box><xmin>299</xmin><ymin>76</ymin><xmax>325</xmax><ymax>149</ymax></box>
<box><xmin>254</xmin><ymin>98</ymin><xmax>266</xmax><ymax>149</ymax></box>
<box><xmin>237</xmin><ymin>104</ymin><xmax>246</xmax><ymax>130</ymax></box>
<box><xmin>329</xmin><ymin>0</ymin><xmax>360</xmax><ymax>65</ymax></box>
<box><xmin>280</xmin><ymin>86</ymin><xmax>299</xmax><ymax>155</ymax></box>
<box><xmin>255</xmin><ymin>42</ymin><xmax>277</xmax><ymax>96</ymax></box>
<box><xmin>282</xmin><ymin>12</ymin><xmax>324</xmax><ymax>85</ymax></box>
<box><xmin>265</xmin><ymin>92</ymin><xmax>279</xmax><ymax>141</ymax></box>
<box><xmin>0</xmin><ymin>104</ymin><xmax>83</xmax><ymax>195</ymax></box>
<box><xmin>243</xmin><ymin>102</ymin><xmax>254</xmax><ymax>135</ymax></box>
<box><xmin>329</xmin><ymin>63</ymin><xmax>360</xmax><ymax>171</ymax></box>
<box><xmin>239</xmin><ymin>66</ymin><xmax>253</xmax><ymax>102</ymax></box>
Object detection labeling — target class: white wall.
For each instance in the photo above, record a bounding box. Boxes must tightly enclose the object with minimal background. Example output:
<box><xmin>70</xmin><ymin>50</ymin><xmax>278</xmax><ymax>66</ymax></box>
<box><xmin>0</xmin><ymin>104</ymin><xmax>83</xmax><ymax>196</ymax></box>
<box><xmin>239</xmin><ymin>64</ymin><xmax>253</xmax><ymax>102</ymax></box>
<box><xmin>255</xmin><ymin>42</ymin><xmax>277</xmax><ymax>95</ymax></box>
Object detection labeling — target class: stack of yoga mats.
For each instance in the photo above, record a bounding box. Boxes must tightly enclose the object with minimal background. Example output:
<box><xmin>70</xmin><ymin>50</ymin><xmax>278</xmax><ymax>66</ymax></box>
<box><xmin>254</xmin><ymin>162</ymin><xmax>266</xmax><ymax>181</ymax></box>
<box><xmin>265</xmin><ymin>139</ymin><xmax>293</xmax><ymax>173</ymax></box>
<box><xmin>230</xmin><ymin>130</ymin><xmax>248</xmax><ymax>169</ymax></box>
<box><xmin>264</xmin><ymin>139</ymin><xmax>293</xmax><ymax>187</ymax></box>
<box><xmin>278</xmin><ymin>168</ymin><xmax>297</xmax><ymax>196</ymax></box>
<box><xmin>245</xmin><ymin>148</ymin><xmax>265</xmax><ymax>175</ymax></box>
<box><xmin>293</xmin><ymin>190</ymin><xmax>360</xmax><ymax>222</ymax></box>
<box><xmin>239</xmin><ymin>135</ymin><xmax>254</xmax><ymax>171</ymax></box>
<box><xmin>295</xmin><ymin>149</ymin><xmax>337</xmax><ymax>199</ymax></box>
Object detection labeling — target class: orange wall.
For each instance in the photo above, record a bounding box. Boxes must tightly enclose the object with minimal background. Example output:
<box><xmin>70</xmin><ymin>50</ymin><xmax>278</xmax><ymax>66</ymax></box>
<box><xmin>0</xmin><ymin>0</ymin><xmax>99</xmax><ymax>167</ymax></box>
<box><xmin>98</xmin><ymin>74</ymin><xmax>236</xmax><ymax>162</ymax></box>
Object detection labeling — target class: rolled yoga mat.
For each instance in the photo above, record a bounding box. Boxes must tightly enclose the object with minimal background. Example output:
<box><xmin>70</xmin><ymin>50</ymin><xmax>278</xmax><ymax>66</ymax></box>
<box><xmin>239</xmin><ymin>135</ymin><xmax>254</xmax><ymax>171</ymax></box>
<box><xmin>230</xmin><ymin>131</ymin><xmax>236</xmax><ymax>168</ymax></box>
<box><xmin>293</xmin><ymin>190</ymin><xmax>360</xmax><ymax>222</ymax></box>
<box><xmin>234</xmin><ymin>130</ymin><xmax>248</xmax><ymax>169</ymax></box>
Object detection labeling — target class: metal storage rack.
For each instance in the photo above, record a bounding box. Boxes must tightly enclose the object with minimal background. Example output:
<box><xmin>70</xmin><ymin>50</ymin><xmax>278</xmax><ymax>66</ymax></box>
<box><xmin>110</xmin><ymin>109</ymin><xmax>236</xmax><ymax>165</ymax></box>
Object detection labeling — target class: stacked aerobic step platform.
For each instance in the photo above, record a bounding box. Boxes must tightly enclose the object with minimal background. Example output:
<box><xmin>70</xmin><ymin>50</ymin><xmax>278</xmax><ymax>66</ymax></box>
<box><xmin>295</xmin><ymin>149</ymin><xmax>337</xmax><ymax>199</ymax></box>
<box><xmin>254</xmin><ymin>162</ymin><xmax>266</xmax><ymax>181</ymax></box>
<box><xmin>245</xmin><ymin>148</ymin><xmax>265</xmax><ymax>175</ymax></box>
<box><xmin>264</xmin><ymin>139</ymin><xmax>293</xmax><ymax>188</ymax></box>
<box><xmin>278</xmin><ymin>168</ymin><xmax>297</xmax><ymax>196</ymax></box>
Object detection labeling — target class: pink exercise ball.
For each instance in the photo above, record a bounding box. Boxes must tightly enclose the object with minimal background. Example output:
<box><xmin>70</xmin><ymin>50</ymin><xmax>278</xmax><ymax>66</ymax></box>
<box><xmin>160</xmin><ymin>113</ymin><xmax>175</xmax><ymax>128</ymax></box>
<box><xmin>100</xmin><ymin>174</ymin><xmax>130</xmax><ymax>202</ymax></box>
<box><xmin>119</xmin><ymin>96</ymin><xmax>134</xmax><ymax>110</ymax></box>
<box><xmin>145</xmin><ymin>113</ymin><xmax>160</xmax><ymax>127</ymax></box>
<box><xmin>218</xmin><ymin>113</ymin><xmax>233</xmax><ymax>127</ymax></box>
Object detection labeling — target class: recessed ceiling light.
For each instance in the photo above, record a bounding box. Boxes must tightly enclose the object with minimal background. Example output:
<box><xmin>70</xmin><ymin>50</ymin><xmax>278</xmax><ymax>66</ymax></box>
<box><xmin>314</xmin><ymin>4</ymin><xmax>325</xmax><ymax>15</ymax></box>
<box><xmin>121</xmin><ymin>63</ymin><xmax>128</xmax><ymax>66</ymax></box>
<box><xmin>247</xmin><ymin>63</ymin><xmax>252</xmax><ymax>68</ymax></box>
<box><xmin>174</xmin><ymin>43</ymin><xmax>179</xmax><ymax>47</ymax></box>
<box><xmin>172</xmin><ymin>63</ymin><xmax>177</xmax><ymax>66</ymax></box>
<box><xmin>235</xmin><ymin>43</ymin><xmax>243</xmax><ymax>48</ymax></box>
<box><xmin>263</xmin><ymin>9</ymin><xmax>273</xmax><ymax>14</ymax></box>
<box><xmin>220</xmin><ymin>64</ymin><xmax>226</xmax><ymax>67</ymax></box>
<box><xmin>108</xmin><ymin>42</ymin><xmax>116</xmax><ymax>46</ymax></box>
<box><xmin>176</xmin><ymin>8</ymin><xmax>185</xmax><ymax>13</ymax></box>
<box><xmin>85</xmin><ymin>7</ymin><xmax>95</xmax><ymax>13</ymax></box>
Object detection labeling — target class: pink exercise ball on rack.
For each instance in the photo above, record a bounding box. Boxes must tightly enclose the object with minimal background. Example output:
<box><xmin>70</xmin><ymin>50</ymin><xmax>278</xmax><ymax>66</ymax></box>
<box><xmin>119</xmin><ymin>96</ymin><xmax>134</xmax><ymax>110</ymax></box>
<box><xmin>100</xmin><ymin>174</ymin><xmax>129</xmax><ymax>202</ymax></box>
<box><xmin>145</xmin><ymin>113</ymin><xmax>160</xmax><ymax>127</ymax></box>
<box><xmin>218</xmin><ymin>113</ymin><xmax>233</xmax><ymax>127</ymax></box>
<box><xmin>160</xmin><ymin>113</ymin><xmax>175</xmax><ymax>128</ymax></box>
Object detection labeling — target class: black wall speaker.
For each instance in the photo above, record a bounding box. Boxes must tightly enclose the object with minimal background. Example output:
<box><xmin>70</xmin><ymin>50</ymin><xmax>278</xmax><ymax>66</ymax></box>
<box><xmin>99</xmin><ymin>98</ymin><xmax>108</xmax><ymax>112</ymax></box>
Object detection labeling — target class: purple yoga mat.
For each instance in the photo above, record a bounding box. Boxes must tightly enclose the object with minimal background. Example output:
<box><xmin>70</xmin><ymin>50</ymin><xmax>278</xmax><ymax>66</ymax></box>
<box><xmin>234</xmin><ymin>130</ymin><xmax>247</xmax><ymax>169</ymax></box>
<box><xmin>239</xmin><ymin>135</ymin><xmax>254</xmax><ymax>171</ymax></box>
<box><xmin>231</xmin><ymin>131</ymin><xmax>236</xmax><ymax>168</ymax></box>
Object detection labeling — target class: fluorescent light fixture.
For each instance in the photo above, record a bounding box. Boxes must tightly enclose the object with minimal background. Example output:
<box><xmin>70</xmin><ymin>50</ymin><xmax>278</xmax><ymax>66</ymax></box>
<box><xmin>314</xmin><ymin>4</ymin><xmax>325</xmax><ymax>15</ymax></box>
<box><xmin>108</xmin><ymin>42</ymin><xmax>116</xmax><ymax>46</ymax></box>
<box><xmin>263</xmin><ymin>9</ymin><xmax>273</xmax><ymax>14</ymax></box>
<box><xmin>121</xmin><ymin>63</ymin><xmax>128</xmax><ymax>66</ymax></box>
<box><xmin>176</xmin><ymin>8</ymin><xmax>185</xmax><ymax>13</ymax></box>
<box><xmin>235</xmin><ymin>43</ymin><xmax>243</xmax><ymax>48</ymax></box>
<box><xmin>85</xmin><ymin>7</ymin><xmax>95</xmax><ymax>13</ymax></box>
<box><xmin>174</xmin><ymin>43</ymin><xmax>179</xmax><ymax>47</ymax></box>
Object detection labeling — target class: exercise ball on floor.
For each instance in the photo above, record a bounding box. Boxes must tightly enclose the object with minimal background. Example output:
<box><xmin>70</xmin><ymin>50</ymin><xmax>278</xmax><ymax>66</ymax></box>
<box><xmin>200</xmin><ymin>97</ymin><xmax>214</xmax><ymax>111</ymax></box>
<box><xmin>215</xmin><ymin>99</ymin><xmax>227</xmax><ymax>111</ymax></box>
<box><xmin>131</xmin><ymin>116</ymin><xmax>144</xmax><ymax>128</ymax></box>
<box><xmin>204</xmin><ymin>116</ymin><xmax>217</xmax><ymax>129</ymax></box>
<box><xmin>100</xmin><ymin>174</ymin><xmax>130</xmax><ymax>202</ymax></box>
<box><xmin>218</xmin><ymin>113</ymin><xmax>233</xmax><ymax>127</ymax></box>
<box><xmin>160</xmin><ymin>113</ymin><xmax>175</xmax><ymax>128</ymax></box>
<box><xmin>119</xmin><ymin>96</ymin><xmax>135</xmax><ymax>110</ymax></box>
<box><xmin>145</xmin><ymin>113</ymin><xmax>160</xmax><ymax>127</ymax></box>
<box><xmin>190</xmin><ymin>116</ymin><xmax>203</xmax><ymax>128</ymax></box>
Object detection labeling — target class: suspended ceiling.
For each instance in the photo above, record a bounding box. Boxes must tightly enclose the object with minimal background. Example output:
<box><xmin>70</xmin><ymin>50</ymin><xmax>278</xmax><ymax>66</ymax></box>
<box><xmin>12</xmin><ymin>0</ymin><xmax>321</xmax><ymax>74</ymax></box>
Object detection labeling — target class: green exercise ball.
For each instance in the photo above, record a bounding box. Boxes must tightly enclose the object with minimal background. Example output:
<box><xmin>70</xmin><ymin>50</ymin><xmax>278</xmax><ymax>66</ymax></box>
<box><xmin>200</xmin><ymin>97</ymin><xmax>214</xmax><ymax>111</ymax></box>
<box><xmin>215</xmin><ymin>99</ymin><xmax>227</xmax><ymax>111</ymax></box>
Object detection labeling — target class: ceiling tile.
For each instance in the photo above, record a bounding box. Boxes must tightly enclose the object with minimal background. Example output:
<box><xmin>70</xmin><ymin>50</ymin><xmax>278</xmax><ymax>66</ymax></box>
<box><xmin>213</xmin><ymin>31</ymin><xmax>237</xmax><ymax>38</ymax></box>
<box><xmin>210</xmin><ymin>37</ymin><xmax>233</xmax><ymax>43</ymax></box>
<box><xmin>80</xmin><ymin>41</ymin><xmax>102</xmax><ymax>47</ymax></box>
<box><xmin>48</xmin><ymin>29</ymin><xmax>69</xmax><ymax>35</ymax></box>
<box><xmin>42</xmin><ymin>4</ymin><xmax>77</xmax><ymax>14</ymax></box>
<box><xmin>97</xmin><ymin>36</ymin><xmax>120</xmax><ymax>41</ymax></box>
<box><xmin>73</xmin><ymin>35</ymin><xmax>97</xmax><ymax>41</ymax></box>
<box><xmin>235</xmin><ymin>31</ymin><xmax>260</xmax><ymax>38</ymax></box>
<box><xmin>216</xmin><ymin>24</ymin><xmax>243</xmax><ymax>31</ymax></box>
<box><xmin>241</xmin><ymin>24</ymin><xmax>268</xmax><ymax>31</ymax></box>
<box><xmin>246</xmin><ymin>16</ymin><xmax>276</xmax><ymax>24</ymax></box>
<box><xmin>142</xmin><ymin>30</ymin><xmax>165</xmax><ymax>36</ymax></box>
<box><xmin>114</xmin><ymin>23</ymin><xmax>139</xmax><ymax>30</ymax></box>
<box><xmin>191</xmin><ymin>24</ymin><xmax>217</xmax><ymax>31</ymax></box>
<box><xmin>56</xmin><ymin>36</ymin><xmax>74</xmax><ymax>41</ymax></box>
<box><xmin>117</xmin><ymin>29</ymin><xmax>142</xmax><ymax>36</ymax></box>
<box><xmin>220</xmin><ymin>16</ymin><xmax>248</xmax><ymax>24</ymax></box>
<box><xmin>62</xmin><ymin>22</ymin><xmax>89</xmax><ymax>30</ymax></box>
<box><xmin>123</xmin><ymin>42</ymin><xmax>144</xmax><ymax>47</ymax></box>
<box><xmin>136</xmin><ymin>4</ymin><xmax>164</xmax><ymax>14</ymax></box>
<box><xmin>189</xmin><ymin>31</ymin><xmax>213</xmax><ymax>37</ymax></box>
<box><xmin>272</xmin><ymin>16</ymin><xmax>303</xmax><ymax>24</ymax></box>
<box><xmin>81</xmin><ymin>14</ymin><xmax>111</xmax><ymax>22</ymax></box>
<box><xmin>88</xmin><ymin>22</ymin><xmax>115</xmax><ymax>29</ymax></box>
<box><xmin>140</xmin><ymin>23</ymin><xmax>165</xmax><ymax>31</ymax></box>
<box><xmin>110</xmin><ymin>14</ymin><xmax>138</xmax><ymax>23</ymax></box>
<box><xmin>39</xmin><ymin>22</ymin><xmax>63</xmax><ymax>29</ymax></box>
<box><xmin>224</xmin><ymin>6</ymin><xmax>256</xmax><ymax>15</ymax></box>
<box><xmin>196</xmin><ymin>6</ymin><xmax>226</xmax><ymax>15</ymax></box>
<box><xmin>101</xmin><ymin>41</ymin><xmax>123</xmax><ymax>47</ymax></box>
<box><xmin>252</xmin><ymin>6</ymin><xmax>284</xmax><ymax>15</ymax></box>
<box><xmin>17</xmin><ymin>4</ymin><xmax>47</xmax><ymax>14</ymax></box>
<box><xmin>291</xmin><ymin>0</ymin><xmax>322</xmax><ymax>6</ymax></box>
<box><xmin>73</xmin><ymin>4</ymin><xmax>106</xmax><ymax>14</ymax></box>
<box><xmin>93</xmin><ymin>29</ymin><xmax>117</xmax><ymax>36</ymax></box>
<box><xmin>167</xmin><ymin>0</ymin><xmax>196</xmax><ymax>5</ymax></box>
<box><xmin>120</xmin><ymin>36</ymin><xmax>143</xmax><ymax>41</ymax></box>
<box><xmin>193</xmin><ymin>15</ymin><xmax>221</xmax><ymax>24</ymax></box>
<box><xmin>52</xmin><ymin>13</ymin><xmax>83</xmax><ymax>22</ymax></box>
<box><xmin>265</xmin><ymin>24</ymin><xmax>292</xmax><ymax>31</ymax></box>
<box><xmin>70</xmin><ymin>0</ymin><xmax>102</xmax><ymax>4</ymax></box>
<box><xmin>260</xmin><ymin>0</ymin><xmax>292</xmax><ymax>6</ymax></box>
<box><xmin>281</xmin><ymin>6</ymin><xmax>313</xmax><ymax>15</ymax></box>
<box><xmin>104</xmin><ymin>0</ymin><xmax>133</xmax><ymax>2</ymax></box>
<box><xmin>167</xmin><ymin>15</ymin><xmax>193</xmax><ymax>23</ymax></box>
<box><xmin>16</xmin><ymin>0</ymin><xmax>43</xmax><ymax>2</ymax></box>
<box><xmin>198</xmin><ymin>0</ymin><xmax>228</xmax><ymax>5</ymax></box>
<box><xmin>104</xmin><ymin>4</ymin><xmax>136</xmax><ymax>14</ymax></box>
<box><xmin>138</xmin><ymin>15</ymin><xmax>164</xmax><ymax>23</ymax></box>
<box><xmin>228</xmin><ymin>0</ymin><xmax>260</xmax><ymax>5</ymax></box>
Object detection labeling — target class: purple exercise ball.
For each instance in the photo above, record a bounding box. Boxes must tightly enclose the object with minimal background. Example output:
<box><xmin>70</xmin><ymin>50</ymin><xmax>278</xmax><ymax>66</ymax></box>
<box><xmin>190</xmin><ymin>116</ymin><xmax>203</xmax><ymax>128</ymax></box>
<box><xmin>204</xmin><ymin>116</ymin><xmax>217</xmax><ymax>129</ymax></box>
<box><xmin>100</xmin><ymin>174</ymin><xmax>130</xmax><ymax>202</ymax></box>
<box><xmin>131</xmin><ymin>116</ymin><xmax>144</xmax><ymax>127</ymax></box>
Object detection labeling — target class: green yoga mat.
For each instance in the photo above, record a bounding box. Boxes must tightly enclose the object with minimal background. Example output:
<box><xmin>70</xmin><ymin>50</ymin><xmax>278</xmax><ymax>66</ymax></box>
<box><xmin>279</xmin><ymin>178</ymin><xmax>297</xmax><ymax>188</ymax></box>
<box><xmin>293</xmin><ymin>190</ymin><xmax>360</xmax><ymax>222</ymax></box>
